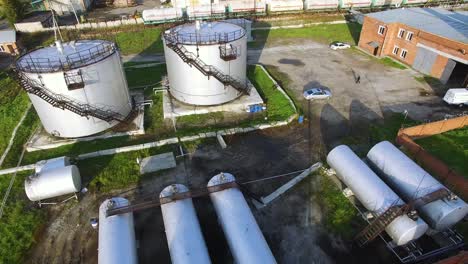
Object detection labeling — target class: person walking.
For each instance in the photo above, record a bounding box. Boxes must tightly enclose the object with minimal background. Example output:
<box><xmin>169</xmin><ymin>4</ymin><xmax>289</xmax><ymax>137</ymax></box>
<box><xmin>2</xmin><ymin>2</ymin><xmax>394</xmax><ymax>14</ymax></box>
<box><xmin>356</xmin><ymin>75</ymin><xmax>361</xmax><ymax>84</ymax></box>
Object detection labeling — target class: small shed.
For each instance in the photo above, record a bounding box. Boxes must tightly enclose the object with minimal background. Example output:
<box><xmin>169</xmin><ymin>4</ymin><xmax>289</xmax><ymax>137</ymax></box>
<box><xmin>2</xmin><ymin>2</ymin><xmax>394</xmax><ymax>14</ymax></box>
<box><xmin>0</xmin><ymin>29</ymin><xmax>18</xmax><ymax>55</ymax></box>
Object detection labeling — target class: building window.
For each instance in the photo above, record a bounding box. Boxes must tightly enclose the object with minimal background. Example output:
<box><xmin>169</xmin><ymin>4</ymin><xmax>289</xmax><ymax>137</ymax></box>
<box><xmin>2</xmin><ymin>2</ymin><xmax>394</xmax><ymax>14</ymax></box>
<box><xmin>378</xmin><ymin>26</ymin><xmax>385</xmax><ymax>35</ymax></box>
<box><xmin>398</xmin><ymin>28</ymin><xmax>405</xmax><ymax>38</ymax></box>
<box><xmin>400</xmin><ymin>49</ymin><xmax>408</xmax><ymax>59</ymax></box>
<box><xmin>392</xmin><ymin>46</ymin><xmax>400</xmax><ymax>55</ymax></box>
<box><xmin>406</xmin><ymin>32</ymin><xmax>414</xmax><ymax>41</ymax></box>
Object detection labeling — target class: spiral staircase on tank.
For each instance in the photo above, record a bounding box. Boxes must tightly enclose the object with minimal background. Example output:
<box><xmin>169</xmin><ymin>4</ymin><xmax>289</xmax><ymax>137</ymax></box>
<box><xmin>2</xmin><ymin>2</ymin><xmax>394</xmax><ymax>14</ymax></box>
<box><xmin>164</xmin><ymin>33</ymin><xmax>251</xmax><ymax>95</ymax></box>
<box><xmin>15</xmin><ymin>71</ymin><xmax>128</xmax><ymax>123</ymax></box>
<box><xmin>355</xmin><ymin>188</ymin><xmax>452</xmax><ymax>247</ymax></box>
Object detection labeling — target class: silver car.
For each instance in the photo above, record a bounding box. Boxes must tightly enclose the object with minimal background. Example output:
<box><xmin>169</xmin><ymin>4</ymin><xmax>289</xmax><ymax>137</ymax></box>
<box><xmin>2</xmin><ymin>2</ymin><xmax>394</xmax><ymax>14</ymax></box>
<box><xmin>303</xmin><ymin>88</ymin><xmax>332</xmax><ymax>100</ymax></box>
<box><xmin>329</xmin><ymin>42</ymin><xmax>351</xmax><ymax>50</ymax></box>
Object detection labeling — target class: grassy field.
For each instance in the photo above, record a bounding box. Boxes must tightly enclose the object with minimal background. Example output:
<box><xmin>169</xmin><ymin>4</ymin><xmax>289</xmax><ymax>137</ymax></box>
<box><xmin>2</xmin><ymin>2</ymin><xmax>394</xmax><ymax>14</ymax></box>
<box><xmin>317</xmin><ymin>170</ymin><xmax>364</xmax><ymax>239</ymax></box>
<box><xmin>253</xmin><ymin>14</ymin><xmax>345</xmax><ymax>27</ymax></box>
<box><xmin>0</xmin><ymin>172</ymin><xmax>45</xmax><ymax>264</ymax></box>
<box><xmin>380</xmin><ymin>57</ymin><xmax>407</xmax><ymax>70</ymax></box>
<box><xmin>125</xmin><ymin>64</ymin><xmax>166</xmax><ymax>89</ymax></box>
<box><xmin>0</xmin><ymin>72</ymin><xmax>32</xmax><ymax>165</ymax></box>
<box><xmin>113</xmin><ymin>27</ymin><xmax>164</xmax><ymax>55</ymax></box>
<box><xmin>251</xmin><ymin>22</ymin><xmax>362</xmax><ymax>47</ymax></box>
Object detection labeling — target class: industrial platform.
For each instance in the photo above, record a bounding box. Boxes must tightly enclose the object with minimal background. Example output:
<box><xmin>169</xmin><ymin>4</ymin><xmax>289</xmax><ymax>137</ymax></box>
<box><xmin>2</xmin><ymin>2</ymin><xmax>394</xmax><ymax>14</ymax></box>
<box><xmin>162</xmin><ymin>83</ymin><xmax>264</xmax><ymax>119</ymax></box>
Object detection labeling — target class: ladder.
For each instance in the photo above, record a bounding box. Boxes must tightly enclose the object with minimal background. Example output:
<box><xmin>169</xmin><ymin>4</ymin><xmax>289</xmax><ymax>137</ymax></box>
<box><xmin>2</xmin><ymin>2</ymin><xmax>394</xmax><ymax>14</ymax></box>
<box><xmin>355</xmin><ymin>188</ymin><xmax>451</xmax><ymax>247</ymax></box>
<box><xmin>16</xmin><ymin>72</ymin><xmax>127</xmax><ymax>123</ymax></box>
<box><xmin>164</xmin><ymin>34</ymin><xmax>251</xmax><ymax>95</ymax></box>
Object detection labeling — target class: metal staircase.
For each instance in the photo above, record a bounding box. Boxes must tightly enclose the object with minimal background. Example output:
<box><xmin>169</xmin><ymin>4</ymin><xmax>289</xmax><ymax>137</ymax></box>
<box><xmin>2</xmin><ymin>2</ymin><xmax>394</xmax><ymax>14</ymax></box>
<box><xmin>355</xmin><ymin>188</ymin><xmax>451</xmax><ymax>247</ymax></box>
<box><xmin>16</xmin><ymin>72</ymin><xmax>126</xmax><ymax>123</ymax></box>
<box><xmin>164</xmin><ymin>34</ymin><xmax>250</xmax><ymax>95</ymax></box>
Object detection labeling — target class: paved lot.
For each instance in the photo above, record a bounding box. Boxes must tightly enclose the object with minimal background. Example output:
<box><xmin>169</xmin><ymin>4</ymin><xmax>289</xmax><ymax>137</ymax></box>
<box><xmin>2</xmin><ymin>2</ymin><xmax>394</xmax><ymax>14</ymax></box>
<box><xmin>249</xmin><ymin>39</ymin><xmax>454</xmax><ymax>148</ymax></box>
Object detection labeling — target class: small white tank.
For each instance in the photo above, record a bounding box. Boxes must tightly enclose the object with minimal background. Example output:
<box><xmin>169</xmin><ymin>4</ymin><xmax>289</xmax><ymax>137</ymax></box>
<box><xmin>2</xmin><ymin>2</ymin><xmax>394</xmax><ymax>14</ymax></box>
<box><xmin>160</xmin><ymin>184</ymin><xmax>211</xmax><ymax>264</ymax></box>
<box><xmin>34</xmin><ymin>156</ymin><xmax>70</xmax><ymax>174</ymax></box>
<box><xmin>367</xmin><ymin>141</ymin><xmax>468</xmax><ymax>231</ymax></box>
<box><xmin>327</xmin><ymin>145</ymin><xmax>428</xmax><ymax>245</ymax></box>
<box><xmin>207</xmin><ymin>173</ymin><xmax>276</xmax><ymax>264</ymax></box>
<box><xmin>24</xmin><ymin>165</ymin><xmax>81</xmax><ymax>201</ymax></box>
<box><xmin>98</xmin><ymin>197</ymin><xmax>137</xmax><ymax>264</ymax></box>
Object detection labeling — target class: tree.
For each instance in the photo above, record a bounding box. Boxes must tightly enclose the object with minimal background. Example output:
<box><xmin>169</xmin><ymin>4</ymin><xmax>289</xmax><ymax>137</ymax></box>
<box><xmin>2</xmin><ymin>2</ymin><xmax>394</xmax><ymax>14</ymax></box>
<box><xmin>1</xmin><ymin>0</ymin><xmax>27</xmax><ymax>25</ymax></box>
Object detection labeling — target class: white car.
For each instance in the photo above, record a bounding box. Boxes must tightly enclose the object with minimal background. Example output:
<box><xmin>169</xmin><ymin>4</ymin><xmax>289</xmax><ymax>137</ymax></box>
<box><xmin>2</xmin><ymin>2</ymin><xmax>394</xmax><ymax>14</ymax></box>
<box><xmin>303</xmin><ymin>88</ymin><xmax>332</xmax><ymax>100</ymax></box>
<box><xmin>330</xmin><ymin>42</ymin><xmax>351</xmax><ymax>50</ymax></box>
<box><xmin>443</xmin><ymin>88</ymin><xmax>468</xmax><ymax>107</ymax></box>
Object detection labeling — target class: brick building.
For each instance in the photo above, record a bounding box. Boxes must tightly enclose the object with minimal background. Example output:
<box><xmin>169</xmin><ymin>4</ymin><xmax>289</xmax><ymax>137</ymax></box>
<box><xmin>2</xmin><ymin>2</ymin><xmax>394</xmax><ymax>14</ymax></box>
<box><xmin>358</xmin><ymin>8</ymin><xmax>468</xmax><ymax>87</ymax></box>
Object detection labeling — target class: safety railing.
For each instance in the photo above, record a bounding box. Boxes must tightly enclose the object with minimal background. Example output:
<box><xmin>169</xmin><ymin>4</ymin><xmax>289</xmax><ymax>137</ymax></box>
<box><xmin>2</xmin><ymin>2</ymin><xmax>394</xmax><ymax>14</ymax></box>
<box><xmin>164</xmin><ymin>28</ymin><xmax>245</xmax><ymax>45</ymax></box>
<box><xmin>16</xmin><ymin>41</ymin><xmax>117</xmax><ymax>73</ymax></box>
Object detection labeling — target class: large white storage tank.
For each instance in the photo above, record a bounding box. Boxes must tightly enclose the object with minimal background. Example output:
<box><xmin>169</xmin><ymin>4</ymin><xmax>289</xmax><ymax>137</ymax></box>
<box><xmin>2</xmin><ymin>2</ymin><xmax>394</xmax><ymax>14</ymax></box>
<box><xmin>163</xmin><ymin>21</ymin><xmax>248</xmax><ymax>105</ymax></box>
<box><xmin>207</xmin><ymin>173</ymin><xmax>276</xmax><ymax>264</ymax></box>
<box><xmin>15</xmin><ymin>40</ymin><xmax>132</xmax><ymax>138</ymax></box>
<box><xmin>367</xmin><ymin>141</ymin><xmax>468</xmax><ymax>231</ymax></box>
<box><xmin>160</xmin><ymin>184</ymin><xmax>211</xmax><ymax>264</ymax></box>
<box><xmin>98</xmin><ymin>197</ymin><xmax>137</xmax><ymax>264</ymax></box>
<box><xmin>326</xmin><ymin>145</ymin><xmax>428</xmax><ymax>245</ymax></box>
<box><xmin>24</xmin><ymin>165</ymin><xmax>81</xmax><ymax>201</ymax></box>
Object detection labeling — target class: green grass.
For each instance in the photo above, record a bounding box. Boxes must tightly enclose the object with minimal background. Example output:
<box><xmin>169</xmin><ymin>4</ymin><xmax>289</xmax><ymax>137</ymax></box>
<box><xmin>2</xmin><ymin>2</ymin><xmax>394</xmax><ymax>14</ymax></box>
<box><xmin>262</xmin><ymin>64</ymin><xmax>302</xmax><ymax>114</ymax></box>
<box><xmin>79</xmin><ymin>144</ymin><xmax>175</xmax><ymax>192</ymax></box>
<box><xmin>0</xmin><ymin>72</ymin><xmax>31</xmax><ymax>162</ymax></box>
<box><xmin>0</xmin><ymin>172</ymin><xmax>45</xmax><ymax>264</ymax></box>
<box><xmin>248</xmin><ymin>65</ymin><xmax>296</xmax><ymax>121</ymax></box>
<box><xmin>251</xmin><ymin>22</ymin><xmax>362</xmax><ymax>48</ymax></box>
<box><xmin>380</xmin><ymin>57</ymin><xmax>407</xmax><ymax>70</ymax></box>
<box><xmin>253</xmin><ymin>14</ymin><xmax>345</xmax><ymax>27</ymax></box>
<box><xmin>125</xmin><ymin>64</ymin><xmax>166</xmax><ymax>89</ymax></box>
<box><xmin>317</xmin><ymin>169</ymin><xmax>364</xmax><ymax>239</ymax></box>
<box><xmin>113</xmin><ymin>27</ymin><xmax>164</xmax><ymax>55</ymax></box>
<box><xmin>416</xmin><ymin>127</ymin><xmax>468</xmax><ymax>178</ymax></box>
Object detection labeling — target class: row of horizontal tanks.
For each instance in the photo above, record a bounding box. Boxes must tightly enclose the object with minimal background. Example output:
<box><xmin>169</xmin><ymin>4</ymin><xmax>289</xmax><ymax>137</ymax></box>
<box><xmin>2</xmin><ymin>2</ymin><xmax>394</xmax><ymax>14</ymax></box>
<box><xmin>14</xmin><ymin>20</ymin><xmax>248</xmax><ymax>139</ymax></box>
<box><xmin>98</xmin><ymin>173</ymin><xmax>276</xmax><ymax>264</ymax></box>
<box><xmin>327</xmin><ymin>141</ymin><xmax>468</xmax><ymax>246</ymax></box>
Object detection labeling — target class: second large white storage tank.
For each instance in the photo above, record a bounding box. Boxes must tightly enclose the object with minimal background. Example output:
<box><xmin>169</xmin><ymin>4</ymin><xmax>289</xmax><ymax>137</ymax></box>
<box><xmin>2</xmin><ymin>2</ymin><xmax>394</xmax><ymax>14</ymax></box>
<box><xmin>327</xmin><ymin>145</ymin><xmax>428</xmax><ymax>245</ymax></box>
<box><xmin>163</xmin><ymin>21</ymin><xmax>248</xmax><ymax>105</ymax></box>
<box><xmin>367</xmin><ymin>141</ymin><xmax>468</xmax><ymax>231</ymax></box>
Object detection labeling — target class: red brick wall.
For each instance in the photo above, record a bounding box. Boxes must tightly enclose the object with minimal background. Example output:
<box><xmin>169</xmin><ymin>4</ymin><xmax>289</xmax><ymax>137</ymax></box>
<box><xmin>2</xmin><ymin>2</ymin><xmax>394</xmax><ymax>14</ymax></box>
<box><xmin>358</xmin><ymin>16</ymin><xmax>468</xmax><ymax>79</ymax></box>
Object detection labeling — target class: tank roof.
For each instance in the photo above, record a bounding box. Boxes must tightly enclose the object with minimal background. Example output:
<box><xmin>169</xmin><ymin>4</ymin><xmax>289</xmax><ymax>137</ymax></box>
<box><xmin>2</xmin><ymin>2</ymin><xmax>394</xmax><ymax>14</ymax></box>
<box><xmin>165</xmin><ymin>21</ymin><xmax>245</xmax><ymax>45</ymax></box>
<box><xmin>16</xmin><ymin>39</ymin><xmax>117</xmax><ymax>73</ymax></box>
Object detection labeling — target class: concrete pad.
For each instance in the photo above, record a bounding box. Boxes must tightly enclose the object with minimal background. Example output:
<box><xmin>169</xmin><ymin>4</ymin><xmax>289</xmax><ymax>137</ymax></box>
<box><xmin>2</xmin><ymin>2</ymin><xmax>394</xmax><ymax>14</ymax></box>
<box><xmin>26</xmin><ymin>91</ymin><xmax>146</xmax><ymax>152</ymax></box>
<box><xmin>162</xmin><ymin>82</ymin><xmax>264</xmax><ymax>119</ymax></box>
<box><xmin>139</xmin><ymin>152</ymin><xmax>176</xmax><ymax>174</ymax></box>
<box><xmin>217</xmin><ymin>134</ymin><xmax>227</xmax><ymax>149</ymax></box>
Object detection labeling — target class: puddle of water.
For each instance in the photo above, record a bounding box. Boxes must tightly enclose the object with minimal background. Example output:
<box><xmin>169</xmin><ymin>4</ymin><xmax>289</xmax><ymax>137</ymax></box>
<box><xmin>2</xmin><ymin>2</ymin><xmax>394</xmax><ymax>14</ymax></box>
<box><xmin>278</xmin><ymin>58</ymin><xmax>305</xmax><ymax>66</ymax></box>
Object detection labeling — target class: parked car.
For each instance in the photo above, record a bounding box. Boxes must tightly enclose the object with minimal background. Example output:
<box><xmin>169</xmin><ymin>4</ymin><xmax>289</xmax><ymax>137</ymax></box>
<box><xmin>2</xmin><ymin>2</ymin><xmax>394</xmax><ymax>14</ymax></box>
<box><xmin>303</xmin><ymin>88</ymin><xmax>332</xmax><ymax>100</ymax></box>
<box><xmin>443</xmin><ymin>88</ymin><xmax>468</xmax><ymax>107</ymax></box>
<box><xmin>330</xmin><ymin>42</ymin><xmax>351</xmax><ymax>50</ymax></box>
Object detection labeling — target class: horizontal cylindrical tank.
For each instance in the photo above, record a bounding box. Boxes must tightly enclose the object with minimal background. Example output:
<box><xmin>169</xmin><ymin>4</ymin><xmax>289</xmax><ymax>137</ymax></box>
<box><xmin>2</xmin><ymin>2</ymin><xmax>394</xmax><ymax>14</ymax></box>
<box><xmin>207</xmin><ymin>173</ymin><xmax>276</xmax><ymax>264</ymax></box>
<box><xmin>34</xmin><ymin>156</ymin><xmax>70</xmax><ymax>174</ymax></box>
<box><xmin>24</xmin><ymin>165</ymin><xmax>81</xmax><ymax>201</ymax></box>
<box><xmin>98</xmin><ymin>197</ymin><xmax>137</xmax><ymax>264</ymax></box>
<box><xmin>164</xmin><ymin>21</ymin><xmax>247</xmax><ymax>105</ymax></box>
<box><xmin>327</xmin><ymin>145</ymin><xmax>428</xmax><ymax>245</ymax></box>
<box><xmin>367</xmin><ymin>141</ymin><xmax>468</xmax><ymax>231</ymax></box>
<box><xmin>16</xmin><ymin>40</ymin><xmax>132</xmax><ymax>138</ymax></box>
<box><xmin>160</xmin><ymin>184</ymin><xmax>211</xmax><ymax>264</ymax></box>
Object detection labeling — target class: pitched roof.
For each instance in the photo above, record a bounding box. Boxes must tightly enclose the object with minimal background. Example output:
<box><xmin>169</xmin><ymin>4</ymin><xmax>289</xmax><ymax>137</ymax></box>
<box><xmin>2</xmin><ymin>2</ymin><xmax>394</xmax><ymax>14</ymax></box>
<box><xmin>367</xmin><ymin>8</ymin><xmax>468</xmax><ymax>44</ymax></box>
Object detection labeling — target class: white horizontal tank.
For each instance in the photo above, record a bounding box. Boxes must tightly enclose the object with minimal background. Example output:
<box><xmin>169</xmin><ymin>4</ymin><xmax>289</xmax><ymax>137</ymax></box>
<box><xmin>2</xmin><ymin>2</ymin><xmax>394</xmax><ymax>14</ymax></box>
<box><xmin>367</xmin><ymin>141</ymin><xmax>468</xmax><ymax>231</ymax></box>
<box><xmin>163</xmin><ymin>21</ymin><xmax>248</xmax><ymax>105</ymax></box>
<box><xmin>327</xmin><ymin>145</ymin><xmax>428</xmax><ymax>245</ymax></box>
<box><xmin>160</xmin><ymin>184</ymin><xmax>211</xmax><ymax>264</ymax></box>
<box><xmin>98</xmin><ymin>197</ymin><xmax>137</xmax><ymax>264</ymax></box>
<box><xmin>16</xmin><ymin>40</ymin><xmax>132</xmax><ymax>138</ymax></box>
<box><xmin>25</xmin><ymin>165</ymin><xmax>81</xmax><ymax>201</ymax></box>
<box><xmin>207</xmin><ymin>173</ymin><xmax>276</xmax><ymax>264</ymax></box>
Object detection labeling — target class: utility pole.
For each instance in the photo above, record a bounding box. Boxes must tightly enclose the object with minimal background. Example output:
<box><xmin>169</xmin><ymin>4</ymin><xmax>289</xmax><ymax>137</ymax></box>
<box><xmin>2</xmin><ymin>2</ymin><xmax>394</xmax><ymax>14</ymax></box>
<box><xmin>69</xmin><ymin>0</ymin><xmax>81</xmax><ymax>24</ymax></box>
